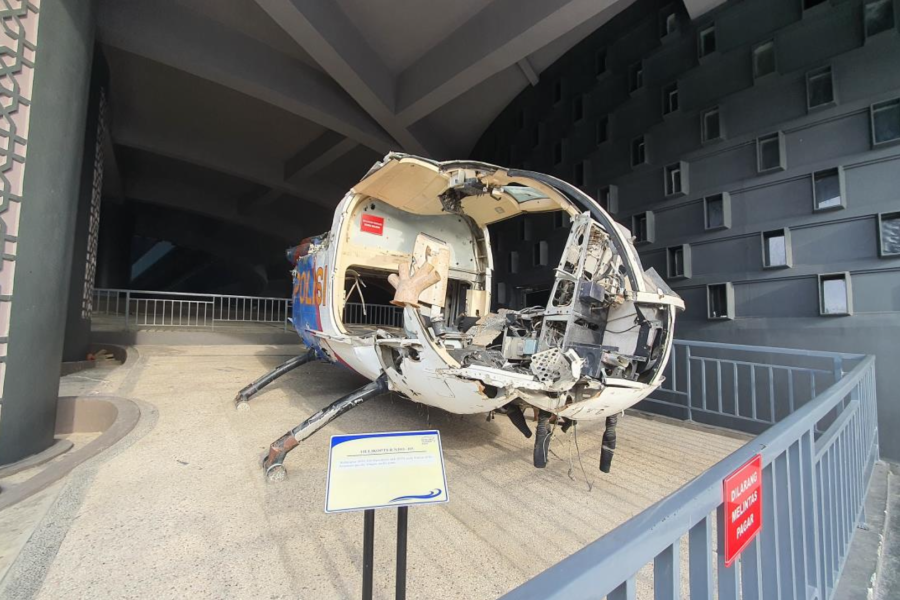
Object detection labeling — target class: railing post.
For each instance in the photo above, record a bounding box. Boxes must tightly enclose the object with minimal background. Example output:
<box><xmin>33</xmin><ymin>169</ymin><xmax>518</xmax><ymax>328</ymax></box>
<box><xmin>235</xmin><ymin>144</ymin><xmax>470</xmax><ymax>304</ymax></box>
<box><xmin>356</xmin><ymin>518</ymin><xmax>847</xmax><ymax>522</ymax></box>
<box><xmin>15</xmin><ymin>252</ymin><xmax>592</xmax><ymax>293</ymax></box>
<box><xmin>716</xmin><ymin>504</ymin><xmax>739</xmax><ymax>600</ymax></box>
<box><xmin>124</xmin><ymin>291</ymin><xmax>130</xmax><ymax>329</ymax></box>
<box><xmin>833</xmin><ymin>356</ymin><xmax>843</xmax><ymax>386</ymax></box>
<box><xmin>685</xmin><ymin>345</ymin><xmax>693</xmax><ymax>421</ymax></box>
<box><xmin>689</xmin><ymin>517</ymin><xmax>713</xmax><ymax>599</ymax></box>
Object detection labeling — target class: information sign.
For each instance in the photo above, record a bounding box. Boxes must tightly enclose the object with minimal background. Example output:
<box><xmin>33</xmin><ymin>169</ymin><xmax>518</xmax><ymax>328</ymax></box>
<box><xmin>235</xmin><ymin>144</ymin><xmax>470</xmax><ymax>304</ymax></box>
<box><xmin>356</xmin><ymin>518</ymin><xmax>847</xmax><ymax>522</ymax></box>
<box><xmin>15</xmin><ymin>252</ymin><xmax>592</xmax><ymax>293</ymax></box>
<box><xmin>325</xmin><ymin>430</ymin><xmax>448</xmax><ymax>513</ymax></box>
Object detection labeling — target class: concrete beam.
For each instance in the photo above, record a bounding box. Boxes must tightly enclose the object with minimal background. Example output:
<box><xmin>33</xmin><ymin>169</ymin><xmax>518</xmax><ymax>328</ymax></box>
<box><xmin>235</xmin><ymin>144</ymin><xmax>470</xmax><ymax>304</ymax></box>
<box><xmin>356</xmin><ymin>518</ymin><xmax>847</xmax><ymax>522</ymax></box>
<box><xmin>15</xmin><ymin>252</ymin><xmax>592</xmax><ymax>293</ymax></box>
<box><xmin>96</xmin><ymin>0</ymin><xmax>393</xmax><ymax>153</ymax></box>
<box><xmin>239</xmin><ymin>188</ymin><xmax>284</xmax><ymax>217</ymax></box>
<box><xmin>395</xmin><ymin>0</ymin><xmax>626</xmax><ymax>125</ymax></box>
<box><xmin>253</xmin><ymin>0</ymin><xmax>436</xmax><ymax>157</ymax></box>
<box><xmin>284</xmin><ymin>131</ymin><xmax>359</xmax><ymax>185</ymax></box>
<box><xmin>124</xmin><ymin>175</ymin><xmax>332</xmax><ymax>243</ymax></box>
<box><xmin>517</xmin><ymin>58</ymin><xmax>540</xmax><ymax>87</ymax></box>
<box><xmin>112</xmin><ymin>118</ymin><xmax>345</xmax><ymax>209</ymax></box>
<box><xmin>682</xmin><ymin>0</ymin><xmax>728</xmax><ymax>19</ymax></box>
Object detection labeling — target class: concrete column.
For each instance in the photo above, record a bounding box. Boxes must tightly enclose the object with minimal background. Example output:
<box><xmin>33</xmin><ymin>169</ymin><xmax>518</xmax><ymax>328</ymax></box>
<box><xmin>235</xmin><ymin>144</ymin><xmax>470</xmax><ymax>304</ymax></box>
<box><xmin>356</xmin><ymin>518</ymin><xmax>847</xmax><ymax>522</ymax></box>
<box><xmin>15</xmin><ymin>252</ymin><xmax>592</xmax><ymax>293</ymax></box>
<box><xmin>0</xmin><ymin>0</ymin><xmax>97</xmax><ymax>464</ymax></box>
<box><xmin>63</xmin><ymin>55</ymin><xmax>108</xmax><ymax>363</ymax></box>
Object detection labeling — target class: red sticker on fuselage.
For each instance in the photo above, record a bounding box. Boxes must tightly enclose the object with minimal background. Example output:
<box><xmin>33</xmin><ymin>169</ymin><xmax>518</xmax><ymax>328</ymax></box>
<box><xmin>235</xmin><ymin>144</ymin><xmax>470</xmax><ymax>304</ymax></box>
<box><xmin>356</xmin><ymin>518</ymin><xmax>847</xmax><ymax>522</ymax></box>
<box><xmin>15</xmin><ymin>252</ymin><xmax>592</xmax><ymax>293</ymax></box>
<box><xmin>360</xmin><ymin>213</ymin><xmax>384</xmax><ymax>235</ymax></box>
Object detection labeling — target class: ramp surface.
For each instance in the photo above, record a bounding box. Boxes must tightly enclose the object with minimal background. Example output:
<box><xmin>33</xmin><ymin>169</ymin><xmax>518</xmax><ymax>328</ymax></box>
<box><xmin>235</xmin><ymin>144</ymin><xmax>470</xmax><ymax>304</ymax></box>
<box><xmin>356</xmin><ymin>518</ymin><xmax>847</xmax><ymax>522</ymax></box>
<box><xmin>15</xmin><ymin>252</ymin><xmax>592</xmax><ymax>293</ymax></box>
<box><xmin>11</xmin><ymin>345</ymin><xmax>746</xmax><ymax>599</ymax></box>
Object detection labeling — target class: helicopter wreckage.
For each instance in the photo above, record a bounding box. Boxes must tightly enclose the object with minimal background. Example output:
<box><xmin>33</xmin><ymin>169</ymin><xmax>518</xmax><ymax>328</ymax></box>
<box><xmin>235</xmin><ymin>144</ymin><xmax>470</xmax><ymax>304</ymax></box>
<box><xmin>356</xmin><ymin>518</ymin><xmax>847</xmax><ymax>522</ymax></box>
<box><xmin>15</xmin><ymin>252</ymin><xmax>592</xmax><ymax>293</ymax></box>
<box><xmin>233</xmin><ymin>154</ymin><xmax>684</xmax><ymax>481</ymax></box>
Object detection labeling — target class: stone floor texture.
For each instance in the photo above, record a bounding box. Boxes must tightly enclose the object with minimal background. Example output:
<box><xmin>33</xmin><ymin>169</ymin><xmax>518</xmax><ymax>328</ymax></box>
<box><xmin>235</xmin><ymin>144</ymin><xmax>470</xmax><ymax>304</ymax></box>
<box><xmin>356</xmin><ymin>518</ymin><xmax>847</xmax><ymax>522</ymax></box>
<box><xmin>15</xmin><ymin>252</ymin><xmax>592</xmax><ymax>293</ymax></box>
<box><xmin>0</xmin><ymin>344</ymin><xmax>748</xmax><ymax>599</ymax></box>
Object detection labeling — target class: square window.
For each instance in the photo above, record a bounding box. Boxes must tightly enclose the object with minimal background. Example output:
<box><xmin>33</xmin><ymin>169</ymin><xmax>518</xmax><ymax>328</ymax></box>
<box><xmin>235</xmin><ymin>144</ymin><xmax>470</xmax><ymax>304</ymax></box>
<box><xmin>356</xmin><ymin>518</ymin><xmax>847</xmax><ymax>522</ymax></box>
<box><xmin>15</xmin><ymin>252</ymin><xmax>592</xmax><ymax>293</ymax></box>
<box><xmin>704</xmin><ymin>193</ymin><xmax>731</xmax><ymax>230</ymax></box>
<box><xmin>597</xmin><ymin>116</ymin><xmax>609</xmax><ymax>145</ymax></box>
<box><xmin>496</xmin><ymin>282</ymin><xmax>507</xmax><ymax>304</ymax></box>
<box><xmin>807</xmin><ymin>66</ymin><xmax>835</xmax><ymax>110</ymax></box>
<box><xmin>508</xmin><ymin>251</ymin><xmax>520</xmax><ymax>274</ymax></box>
<box><xmin>762</xmin><ymin>228</ymin><xmax>792</xmax><ymax>269</ymax></box>
<box><xmin>553</xmin><ymin>80</ymin><xmax>563</xmax><ymax>105</ymax></box>
<box><xmin>872</xmin><ymin>98</ymin><xmax>900</xmax><ymax>146</ymax></box>
<box><xmin>632</xmin><ymin>211</ymin><xmax>654</xmax><ymax>244</ymax></box>
<box><xmin>663</xmin><ymin>83</ymin><xmax>679</xmax><ymax>115</ymax></box>
<box><xmin>865</xmin><ymin>0</ymin><xmax>895</xmax><ymax>38</ymax></box>
<box><xmin>753</xmin><ymin>41</ymin><xmax>777</xmax><ymax>79</ymax></box>
<box><xmin>699</xmin><ymin>24</ymin><xmax>717</xmax><ymax>58</ymax></box>
<box><xmin>819</xmin><ymin>273</ymin><xmax>852</xmax><ymax>316</ymax></box>
<box><xmin>631</xmin><ymin>136</ymin><xmax>647</xmax><ymax>167</ymax></box>
<box><xmin>803</xmin><ymin>0</ymin><xmax>827</xmax><ymax>11</ymax></box>
<box><xmin>757</xmin><ymin>132</ymin><xmax>786</xmax><ymax>172</ymax></box>
<box><xmin>701</xmin><ymin>107</ymin><xmax>722</xmax><ymax>143</ymax></box>
<box><xmin>553</xmin><ymin>141</ymin><xmax>564</xmax><ymax>165</ymax></box>
<box><xmin>629</xmin><ymin>62</ymin><xmax>644</xmax><ymax>93</ymax></box>
<box><xmin>574</xmin><ymin>162</ymin><xmax>585</xmax><ymax>187</ymax></box>
<box><xmin>554</xmin><ymin>211</ymin><xmax>571</xmax><ymax>229</ymax></box>
<box><xmin>664</xmin><ymin>161</ymin><xmax>688</xmax><ymax>196</ymax></box>
<box><xmin>598</xmin><ymin>185</ymin><xmax>618</xmax><ymax>214</ymax></box>
<box><xmin>519</xmin><ymin>219</ymin><xmax>532</xmax><ymax>242</ymax></box>
<box><xmin>533</xmin><ymin>241</ymin><xmax>549</xmax><ymax>267</ymax></box>
<box><xmin>707</xmin><ymin>283</ymin><xmax>734</xmax><ymax>320</ymax></box>
<box><xmin>573</xmin><ymin>94</ymin><xmax>584</xmax><ymax>122</ymax></box>
<box><xmin>665</xmin><ymin>13</ymin><xmax>677</xmax><ymax>35</ymax></box>
<box><xmin>667</xmin><ymin>244</ymin><xmax>691</xmax><ymax>279</ymax></box>
<box><xmin>879</xmin><ymin>211</ymin><xmax>900</xmax><ymax>256</ymax></box>
<box><xmin>595</xmin><ymin>49</ymin><xmax>607</xmax><ymax>77</ymax></box>
<box><xmin>813</xmin><ymin>167</ymin><xmax>845</xmax><ymax>211</ymax></box>
<box><xmin>661</xmin><ymin>8</ymin><xmax>679</xmax><ymax>37</ymax></box>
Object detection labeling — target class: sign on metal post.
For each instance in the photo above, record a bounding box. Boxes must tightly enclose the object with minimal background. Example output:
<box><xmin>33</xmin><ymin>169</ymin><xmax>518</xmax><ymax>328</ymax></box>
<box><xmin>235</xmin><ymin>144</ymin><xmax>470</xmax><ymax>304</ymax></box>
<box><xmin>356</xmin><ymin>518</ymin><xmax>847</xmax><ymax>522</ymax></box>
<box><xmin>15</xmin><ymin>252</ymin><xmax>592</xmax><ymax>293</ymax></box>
<box><xmin>325</xmin><ymin>430</ymin><xmax>448</xmax><ymax>513</ymax></box>
<box><xmin>722</xmin><ymin>454</ymin><xmax>762</xmax><ymax>567</ymax></box>
<box><xmin>326</xmin><ymin>430</ymin><xmax>448</xmax><ymax>600</ymax></box>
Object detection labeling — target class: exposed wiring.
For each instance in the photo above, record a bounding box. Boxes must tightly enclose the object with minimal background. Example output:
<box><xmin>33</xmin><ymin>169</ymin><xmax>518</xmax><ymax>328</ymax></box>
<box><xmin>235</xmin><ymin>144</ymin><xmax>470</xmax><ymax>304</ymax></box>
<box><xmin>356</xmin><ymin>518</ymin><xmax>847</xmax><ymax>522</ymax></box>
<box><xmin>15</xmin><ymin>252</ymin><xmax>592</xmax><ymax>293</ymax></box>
<box><xmin>606</xmin><ymin>323</ymin><xmax>640</xmax><ymax>334</ymax></box>
<box><xmin>570</xmin><ymin>422</ymin><xmax>594</xmax><ymax>492</ymax></box>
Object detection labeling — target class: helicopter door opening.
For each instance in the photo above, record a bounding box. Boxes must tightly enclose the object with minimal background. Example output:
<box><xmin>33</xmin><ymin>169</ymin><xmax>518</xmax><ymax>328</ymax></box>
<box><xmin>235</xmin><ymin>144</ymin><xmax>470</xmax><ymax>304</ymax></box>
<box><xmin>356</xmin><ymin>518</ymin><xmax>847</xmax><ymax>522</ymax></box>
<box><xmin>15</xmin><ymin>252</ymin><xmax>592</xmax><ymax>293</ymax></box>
<box><xmin>334</xmin><ymin>194</ymin><xmax>490</xmax><ymax>339</ymax></box>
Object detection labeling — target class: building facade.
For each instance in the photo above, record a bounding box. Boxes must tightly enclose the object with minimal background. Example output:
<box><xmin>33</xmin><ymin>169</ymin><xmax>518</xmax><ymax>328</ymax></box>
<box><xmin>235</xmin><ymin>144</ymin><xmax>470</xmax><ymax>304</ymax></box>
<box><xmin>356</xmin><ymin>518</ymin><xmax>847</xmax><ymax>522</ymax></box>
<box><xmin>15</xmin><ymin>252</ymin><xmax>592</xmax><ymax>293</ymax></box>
<box><xmin>473</xmin><ymin>0</ymin><xmax>900</xmax><ymax>459</ymax></box>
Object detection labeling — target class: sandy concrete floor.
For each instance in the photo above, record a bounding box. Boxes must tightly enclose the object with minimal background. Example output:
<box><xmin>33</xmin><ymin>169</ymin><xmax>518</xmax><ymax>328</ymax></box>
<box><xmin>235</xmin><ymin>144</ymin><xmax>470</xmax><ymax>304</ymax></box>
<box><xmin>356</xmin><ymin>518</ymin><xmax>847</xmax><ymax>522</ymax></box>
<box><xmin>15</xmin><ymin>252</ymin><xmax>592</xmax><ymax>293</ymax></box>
<box><xmin>8</xmin><ymin>345</ymin><xmax>746</xmax><ymax>599</ymax></box>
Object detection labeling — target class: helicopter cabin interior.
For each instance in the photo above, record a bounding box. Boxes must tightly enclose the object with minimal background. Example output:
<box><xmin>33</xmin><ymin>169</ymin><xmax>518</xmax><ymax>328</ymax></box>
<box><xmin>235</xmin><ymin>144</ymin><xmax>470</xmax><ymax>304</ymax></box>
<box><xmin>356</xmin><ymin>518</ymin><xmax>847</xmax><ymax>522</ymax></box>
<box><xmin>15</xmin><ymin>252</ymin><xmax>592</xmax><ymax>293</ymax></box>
<box><xmin>332</xmin><ymin>159</ymin><xmax>579</xmax><ymax>337</ymax></box>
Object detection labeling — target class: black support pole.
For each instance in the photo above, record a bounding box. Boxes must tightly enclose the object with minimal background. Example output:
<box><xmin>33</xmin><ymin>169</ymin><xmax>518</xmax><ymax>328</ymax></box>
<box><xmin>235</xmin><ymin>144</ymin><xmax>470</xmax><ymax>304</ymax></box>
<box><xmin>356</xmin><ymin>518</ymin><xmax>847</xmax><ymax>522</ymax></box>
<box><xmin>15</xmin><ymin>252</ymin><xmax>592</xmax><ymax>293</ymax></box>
<box><xmin>362</xmin><ymin>509</ymin><xmax>375</xmax><ymax>600</ymax></box>
<box><xmin>396</xmin><ymin>506</ymin><xmax>409</xmax><ymax>600</ymax></box>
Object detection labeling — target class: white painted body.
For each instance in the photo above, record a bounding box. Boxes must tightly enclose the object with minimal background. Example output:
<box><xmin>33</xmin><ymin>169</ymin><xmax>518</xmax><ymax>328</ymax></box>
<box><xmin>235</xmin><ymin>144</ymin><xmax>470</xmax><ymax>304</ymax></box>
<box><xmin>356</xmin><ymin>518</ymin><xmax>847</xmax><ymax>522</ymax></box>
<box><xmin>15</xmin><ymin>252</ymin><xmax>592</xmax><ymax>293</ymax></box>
<box><xmin>290</xmin><ymin>154</ymin><xmax>684</xmax><ymax>422</ymax></box>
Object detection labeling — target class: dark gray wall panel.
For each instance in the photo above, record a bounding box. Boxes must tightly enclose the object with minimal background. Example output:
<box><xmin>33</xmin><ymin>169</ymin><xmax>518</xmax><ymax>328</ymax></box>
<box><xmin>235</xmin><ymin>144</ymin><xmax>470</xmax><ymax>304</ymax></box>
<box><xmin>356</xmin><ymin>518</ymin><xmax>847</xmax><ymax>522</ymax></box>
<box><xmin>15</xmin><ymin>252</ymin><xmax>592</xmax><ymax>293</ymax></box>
<box><xmin>787</xmin><ymin>112</ymin><xmax>872</xmax><ymax>169</ymax></box>
<box><xmin>716</xmin><ymin>0</ymin><xmax>799</xmax><ymax>53</ymax></box>
<box><xmin>853</xmin><ymin>270</ymin><xmax>900</xmax><ymax>313</ymax></box>
<box><xmin>735</xmin><ymin>277</ymin><xmax>820</xmax><ymax>318</ymax></box>
<box><xmin>732</xmin><ymin>177</ymin><xmax>814</xmax><ymax>227</ymax></box>
<box><xmin>472</xmin><ymin>0</ymin><xmax>900</xmax><ymax>459</ymax></box>
<box><xmin>845</xmin><ymin>157</ymin><xmax>900</xmax><ymax>207</ymax></box>
<box><xmin>792</xmin><ymin>219</ymin><xmax>878</xmax><ymax>266</ymax></box>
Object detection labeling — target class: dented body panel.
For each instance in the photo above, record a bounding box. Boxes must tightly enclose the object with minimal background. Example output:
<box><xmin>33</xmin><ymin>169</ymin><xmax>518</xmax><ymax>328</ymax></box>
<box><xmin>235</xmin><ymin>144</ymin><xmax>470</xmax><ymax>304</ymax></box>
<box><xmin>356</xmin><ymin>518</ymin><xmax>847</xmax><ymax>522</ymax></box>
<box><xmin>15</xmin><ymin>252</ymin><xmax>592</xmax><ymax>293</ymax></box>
<box><xmin>286</xmin><ymin>153</ymin><xmax>684</xmax><ymax>423</ymax></box>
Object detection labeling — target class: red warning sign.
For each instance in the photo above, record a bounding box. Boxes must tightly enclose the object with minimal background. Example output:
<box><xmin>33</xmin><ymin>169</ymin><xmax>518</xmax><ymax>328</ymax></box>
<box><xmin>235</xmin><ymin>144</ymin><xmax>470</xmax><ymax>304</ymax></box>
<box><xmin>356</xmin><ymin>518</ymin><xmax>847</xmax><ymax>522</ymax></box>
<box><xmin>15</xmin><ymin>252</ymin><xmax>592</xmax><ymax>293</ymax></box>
<box><xmin>723</xmin><ymin>454</ymin><xmax>762</xmax><ymax>567</ymax></box>
<box><xmin>360</xmin><ymin>214</ymin><xmax>384</xmax><ymax>235</ymax></box>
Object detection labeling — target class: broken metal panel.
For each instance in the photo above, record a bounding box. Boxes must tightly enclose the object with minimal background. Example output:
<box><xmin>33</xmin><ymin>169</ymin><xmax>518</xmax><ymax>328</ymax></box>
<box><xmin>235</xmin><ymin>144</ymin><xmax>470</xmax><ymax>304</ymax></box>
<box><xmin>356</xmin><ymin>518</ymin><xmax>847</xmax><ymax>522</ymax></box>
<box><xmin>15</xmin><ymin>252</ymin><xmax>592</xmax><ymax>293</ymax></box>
<box><xmin>246</xmin><ymin>152</ymin><xmax>685</xmax><ymax>476</ymax></box>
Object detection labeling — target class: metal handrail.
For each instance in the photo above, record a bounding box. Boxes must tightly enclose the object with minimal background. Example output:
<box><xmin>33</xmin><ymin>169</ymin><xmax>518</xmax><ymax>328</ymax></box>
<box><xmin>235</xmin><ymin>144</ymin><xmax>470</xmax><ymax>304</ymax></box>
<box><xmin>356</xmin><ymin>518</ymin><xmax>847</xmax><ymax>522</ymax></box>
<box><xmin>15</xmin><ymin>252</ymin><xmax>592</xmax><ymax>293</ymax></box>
<box><xmin>671</xmin><ymin>338</ymin><xmax>866</xmax><ymax>361</ymax></box>
<box><xmin>503</xmin><ymin>348</ymin><xmax>878</xmax><ymax>600</ymax></box>
<box><xmin>647</xmin><ymin>339</ymin><xmax>865</xmax><ymax>434</ymax></box>
<box><xmin>92</xmin><ymin>288</ymin><xmax>292</xmax><ymax>330</ymax></box>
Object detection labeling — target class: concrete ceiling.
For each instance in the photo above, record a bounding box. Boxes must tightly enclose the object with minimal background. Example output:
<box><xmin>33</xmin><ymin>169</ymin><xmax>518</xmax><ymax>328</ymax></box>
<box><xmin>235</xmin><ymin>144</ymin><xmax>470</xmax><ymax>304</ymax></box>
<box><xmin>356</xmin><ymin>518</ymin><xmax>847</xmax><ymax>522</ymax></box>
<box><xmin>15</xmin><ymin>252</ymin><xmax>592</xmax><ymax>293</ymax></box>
<box><xmin>97</xmin><ymin>0</ymin><xmax>727</xmax><ymax>248</ymax></box>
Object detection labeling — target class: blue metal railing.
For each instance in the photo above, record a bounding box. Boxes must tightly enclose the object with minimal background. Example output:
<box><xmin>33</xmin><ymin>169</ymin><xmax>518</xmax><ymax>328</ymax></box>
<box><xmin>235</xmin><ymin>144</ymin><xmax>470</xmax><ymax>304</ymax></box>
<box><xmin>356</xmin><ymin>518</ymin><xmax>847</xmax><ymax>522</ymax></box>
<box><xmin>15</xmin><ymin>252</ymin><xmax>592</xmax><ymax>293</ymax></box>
<box><xmin>503</xmin><ymin>342</ymin><xmax>877</xmax><ymax>600</ymax></box>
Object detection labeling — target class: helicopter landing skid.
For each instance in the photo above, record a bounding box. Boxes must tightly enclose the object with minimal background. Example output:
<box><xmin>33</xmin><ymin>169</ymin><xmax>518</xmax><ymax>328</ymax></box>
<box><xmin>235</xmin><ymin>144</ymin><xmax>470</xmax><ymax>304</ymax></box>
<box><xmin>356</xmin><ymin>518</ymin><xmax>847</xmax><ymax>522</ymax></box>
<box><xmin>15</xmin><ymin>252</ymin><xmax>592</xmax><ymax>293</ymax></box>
<box><xmin>233</xmin><ymin>349</ymin><xmax>317</xmax><ymax>411</ymax></box>
<box><xmin>262</xmin><ymin>375</ymin><xmax>389</xmax><ymax>482</ymax></box>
